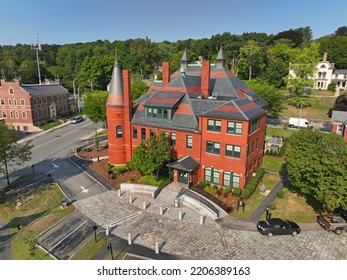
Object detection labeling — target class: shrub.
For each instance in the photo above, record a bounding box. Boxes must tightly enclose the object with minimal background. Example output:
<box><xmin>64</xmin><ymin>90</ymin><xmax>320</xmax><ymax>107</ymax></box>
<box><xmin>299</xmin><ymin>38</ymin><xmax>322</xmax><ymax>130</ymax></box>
<box><xmin>106</xmin><ymin>163</ymin><xmax>114</xmax><ymax>169</ymax></box>
<box><xmin>197</xmin><ymin>181</ymin><xmax>204</xmax><ymax>187</ymax></box>
<box><xmin>114</xmin><ymin>166</ymin><xmax>126</xmax><ymax>176</ymax></box>
<box><xmin>241</xmin><ymin>188</ymin><xmax>251</xmax><ymax>199</ymax></box>
<box><xmin>233</xmin><ymin>188</ymin><xmax>241</xmax><ymax>197</ymax></box>
<box><xmin>269</xmin><ymin>202</ymin><xmax>276</xmax><ymax>210</ymax></box>
<box><xmin>209</xmin><ymin>184</ymin><xmax>218</xmax><ymax>191</ymax></box>
<box><xmin>138</xmin><ymin>175</ymin><xmax>161</xmax><ymax>186</ymax></box>
<box><xmin>277</xmin><ymin>190</ymin><xmax>284</xmax><ymax>198</ymax></box>
<box><xmin>210</xmin><ymin>188</ymin><xmax>218</xmax><ymax>195</ymax></box>
<box><xmin>223</xmin><ymin>186</ymin><xmax>232</xmax><ymax>193</ymax></box>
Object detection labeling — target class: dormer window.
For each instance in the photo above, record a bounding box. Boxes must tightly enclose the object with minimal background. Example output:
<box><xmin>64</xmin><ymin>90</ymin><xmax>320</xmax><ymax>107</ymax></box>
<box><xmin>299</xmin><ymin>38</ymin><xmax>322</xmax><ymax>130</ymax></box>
<box><xmin>8</xmin><ymin>88</ymin><xmax>14</xmax><ymax>95</ymax></box>
<box><xmin>145</xmin><ymin>106</ymin><xmax>171</xmax><ymax>120</ymax></box>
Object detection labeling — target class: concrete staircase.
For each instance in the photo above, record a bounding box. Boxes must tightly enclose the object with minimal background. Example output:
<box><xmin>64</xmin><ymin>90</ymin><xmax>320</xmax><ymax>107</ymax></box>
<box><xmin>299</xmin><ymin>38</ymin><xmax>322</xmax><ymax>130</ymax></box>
<box><xmin>154</xmin><ymin>183</ymin><xmax>183</xmax><ymax>207</ymax></box>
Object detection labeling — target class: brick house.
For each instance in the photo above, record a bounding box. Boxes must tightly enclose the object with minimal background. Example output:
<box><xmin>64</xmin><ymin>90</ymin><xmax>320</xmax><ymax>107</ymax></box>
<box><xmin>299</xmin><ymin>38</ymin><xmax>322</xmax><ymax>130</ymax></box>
<box><xmin>0</xmin><ymin>79</ymin><xmax>70</xmax><ymax>132</ymax></box>
<box><xmin>106</xmin><ymin>47</ymin><xmax>268</xmax><ymax>189</ymax></box>
<box><xmin>331</xmin><ymin>110</ymin><xmax>347</xmax><ymax>141</ymax></box>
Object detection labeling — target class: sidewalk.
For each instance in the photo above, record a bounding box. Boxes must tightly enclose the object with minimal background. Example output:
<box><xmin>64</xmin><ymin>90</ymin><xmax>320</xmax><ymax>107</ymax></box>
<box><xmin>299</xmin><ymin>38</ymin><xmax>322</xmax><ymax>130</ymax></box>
<box><xmin>17</xmin><ymin>119</ymin><xmax>72</xmax><ymax>144</ymax></box>
<box><xmin>0</xmin><ymin>218</ymin><xmax>12</xmax><ymax>260</ymax></box>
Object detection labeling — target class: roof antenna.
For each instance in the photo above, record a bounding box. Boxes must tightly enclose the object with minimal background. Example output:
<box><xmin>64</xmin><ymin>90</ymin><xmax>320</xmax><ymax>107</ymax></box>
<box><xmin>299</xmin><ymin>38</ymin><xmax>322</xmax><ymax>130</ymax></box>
<box><xmin>31</xmin><ymin>33</ymin><xmax>42</xmax><ymax>84</ymax></box>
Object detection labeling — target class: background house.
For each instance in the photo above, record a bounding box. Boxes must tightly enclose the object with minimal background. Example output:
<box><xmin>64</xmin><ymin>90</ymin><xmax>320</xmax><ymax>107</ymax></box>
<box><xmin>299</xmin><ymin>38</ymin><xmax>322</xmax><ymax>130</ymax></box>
<box><xmin>289</xmin><ymin>52</ymin><xmax>347</xmax><ymax>92</ymax></box>
<box><xmin>331</xmin><ymin>110</ymin><xmax>347</xmax><ymax>141</ymax></box>
<box><xmin>0</xmin><ymin>79</ymin><xmax>70</xmax><ymax>132</ymax></box>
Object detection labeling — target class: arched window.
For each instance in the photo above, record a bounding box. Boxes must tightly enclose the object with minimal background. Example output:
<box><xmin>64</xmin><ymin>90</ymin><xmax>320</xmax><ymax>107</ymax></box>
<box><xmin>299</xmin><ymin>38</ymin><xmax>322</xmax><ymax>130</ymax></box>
<box><xmin>8</xmin><ymin>88</ymin><xmax>14</xmax><ymax>95</ymax></box>
<box><xmin>13</xmin><ymin>99</ymin><xmax>17</xmax><ymax>105</ymax></box>
<box><xmin>8</xmin><ymin>99</ymin><xmax>12</xmax><ymax>106</ymax></box>
<box><xmin>323</xmin><ymin>72</ymin><xmax>327</xmax><ymax>78</ymax></box>
<box><xmin>116</xmin><ymin>125</ymin><xmax>123</xmax><ymax>138</ymax></box>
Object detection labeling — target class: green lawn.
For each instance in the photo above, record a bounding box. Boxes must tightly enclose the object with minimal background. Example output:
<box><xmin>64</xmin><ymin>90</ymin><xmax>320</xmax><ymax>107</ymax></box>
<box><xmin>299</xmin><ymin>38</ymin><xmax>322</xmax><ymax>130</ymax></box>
<box><xmin>270</xmin><ymin>187</ymin><xmax>319</xmax><ymax>223</ymax></box>
<box><xmin>266</xmin><ymin>126</ymin><xmax>298</xmax><ymax>138</ymax></box>
<box><xmin>282</xmin><ymin>96</ymin><xmax>336</xmax><ymax>121</ymax></box>
<box><xmin>262</xmin><ymin>156</ymin><xmax>285</xmax><ymax>172</ymax></box>
<box><xmin>231</xmin><ymin>172</ymin><xmax>282</xmax><ymax>218</ymax></box>
<box><xmin>71</xmin><ymin>234</ymin><xmax>107</xmax><ymax>260</ymax></box>
<box><xmin>0</xmin><ymin>184</ymin><xmax>75</xmax><ymax>259</ymax></box>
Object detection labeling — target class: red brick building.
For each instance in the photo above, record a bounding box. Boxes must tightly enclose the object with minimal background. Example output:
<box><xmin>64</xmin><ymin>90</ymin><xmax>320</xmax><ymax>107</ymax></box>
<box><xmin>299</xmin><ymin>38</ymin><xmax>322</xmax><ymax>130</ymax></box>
<box><xmin>107</xmin><ymin>48</ymin><xmax>268</xmax><ymax>189</ymax></box>
<box><xmin>331</xmin><ymin>110</ymin><xmax>347</xmax><ymax>141</ymax></box>
<box><xmin>0</xmin><ymin>79</ymin><xmax>70</xmax><ymax>132</ymax></box>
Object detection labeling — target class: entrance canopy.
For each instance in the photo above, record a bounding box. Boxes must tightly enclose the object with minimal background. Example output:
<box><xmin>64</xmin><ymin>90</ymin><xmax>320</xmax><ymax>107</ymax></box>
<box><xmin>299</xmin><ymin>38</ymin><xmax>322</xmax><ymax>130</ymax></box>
<box><xmin>166</xmin><ymin>155</ymin><xmax>200</xmax><ymax>172</ymax></box>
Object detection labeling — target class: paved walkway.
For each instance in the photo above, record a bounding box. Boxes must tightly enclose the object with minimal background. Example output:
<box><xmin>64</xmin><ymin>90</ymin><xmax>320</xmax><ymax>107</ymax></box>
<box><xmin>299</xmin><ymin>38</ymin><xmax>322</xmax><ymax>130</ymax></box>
<box><xmin>0</xmin><ymin>218</ymin><xmax>11</xmax><ymax>260</ymax></box>
<box><xmin>76</xmin><ymin>190</ymin><xmax>347</xmax><ymax>260</ymax></box>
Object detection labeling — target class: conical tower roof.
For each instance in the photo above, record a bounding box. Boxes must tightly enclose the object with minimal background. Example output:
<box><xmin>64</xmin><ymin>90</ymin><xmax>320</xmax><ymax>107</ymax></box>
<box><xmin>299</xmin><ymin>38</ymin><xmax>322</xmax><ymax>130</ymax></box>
<box><xmin>216</xmin><ymin>45</ymin><xmax>226</xmax><ymax>67</ymax></box>
<box><xmin>107</xmin><ymin>53</ymin><xmax>124</xmax><ymax>106</ymax></box>
<box><xmin>180</xmin><ymin>47</ymin><xmax>190</xmax><ymax>63</ymax></box>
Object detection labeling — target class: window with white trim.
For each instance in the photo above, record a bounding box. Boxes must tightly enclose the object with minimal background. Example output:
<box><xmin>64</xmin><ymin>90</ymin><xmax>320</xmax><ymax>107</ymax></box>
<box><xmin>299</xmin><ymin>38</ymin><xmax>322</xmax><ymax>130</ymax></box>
<box><xmin>225</xmin><ymin>144</ymin><xmax>241</xmax><ymax>158</ymax></box>
<box><xmin>227</xmin><ymin>121</ymin><xmax>242</xmax><ymax>135</ymax></box>
<box><xmin>207</xmin><ymin>119</ymin><xmax>221</xmax><ymax>132</ymax></box>
<box><xmin>206</xmin><ymin>141</ymin><xmax>220</xmax><ymax>154</ymax></box>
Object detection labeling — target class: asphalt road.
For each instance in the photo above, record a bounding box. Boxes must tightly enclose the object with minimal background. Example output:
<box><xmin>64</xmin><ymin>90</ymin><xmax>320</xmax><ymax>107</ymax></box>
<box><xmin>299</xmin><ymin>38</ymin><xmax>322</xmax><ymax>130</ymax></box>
<box><xmin>9</xmin><ymin>118</ymin><xmax>101</xmax><ymax>180</ymax></box>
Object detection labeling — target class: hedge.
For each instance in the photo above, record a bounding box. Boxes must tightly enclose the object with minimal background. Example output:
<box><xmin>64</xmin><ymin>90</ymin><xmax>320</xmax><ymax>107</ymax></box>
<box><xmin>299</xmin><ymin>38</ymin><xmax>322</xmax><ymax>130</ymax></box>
<box><xmin>241</xmin><ymin>188</ymin><xmax>251</xmax><ymax>199</ymax></box>
<box><xmin>233</xmin><ymin>188</ymin><xmax>241</xmax><ymax>196</ymax></box>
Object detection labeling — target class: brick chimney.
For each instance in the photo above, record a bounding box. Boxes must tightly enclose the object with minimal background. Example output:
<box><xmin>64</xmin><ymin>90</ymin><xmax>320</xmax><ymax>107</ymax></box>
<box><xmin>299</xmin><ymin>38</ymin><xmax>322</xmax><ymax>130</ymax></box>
<box><xmin>123</xmin><ymin>69</ymin><xmax>132</xmax><ymax>162</ymax></box>
<box><xmin>123</xmin><ymin>69</ymin><xmax>131</xmax><ymax>110</ymax></box>
<box><xmin>201</xmin><ymin>60</ymin><xmax>210</xmax><ymax>98</ymax></box>
<box><xmin>162</xmin><ymin>62</ymin><xmax>170</xmax><ymax>86</ymax></box>
<box><xmin>323</xmin><ymin>52</ymin><xmax>328</xmax><ymax>62</ymax></box>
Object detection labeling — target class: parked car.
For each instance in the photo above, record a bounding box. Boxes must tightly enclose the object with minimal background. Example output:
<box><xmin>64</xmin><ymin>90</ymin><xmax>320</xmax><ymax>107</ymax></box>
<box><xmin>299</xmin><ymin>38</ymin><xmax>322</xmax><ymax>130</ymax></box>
<box><xmin>288</xmin><ymin>117</ymin><xmax>313</xmax><ymax>128</ymax></box>
<box><xmin>317</xmin><ymin>214</ymin><xmax>347</xmax><ymax>235</ymax></box>
<box><xmin>71</xmin><ymin>116</ymin><xmax>84</xmax><ymax>124</ymax></box>
<box><xmin>257</xmin><ymin>218</ymin><xmax>301</xmax><ymax>237</ymax></box>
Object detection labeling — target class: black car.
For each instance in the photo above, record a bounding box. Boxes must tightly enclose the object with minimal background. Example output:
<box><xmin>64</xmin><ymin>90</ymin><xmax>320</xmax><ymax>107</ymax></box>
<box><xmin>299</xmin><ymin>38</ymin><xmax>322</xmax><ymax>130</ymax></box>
<box><xmin>71</xmin><ymin>116</ymin><xmax>84</xmax><ymax>124</ymax></box>
<box><xmin>257</xmin><ymin>218</ymin><xmax>301</xmax><ymax>237</ymax></box>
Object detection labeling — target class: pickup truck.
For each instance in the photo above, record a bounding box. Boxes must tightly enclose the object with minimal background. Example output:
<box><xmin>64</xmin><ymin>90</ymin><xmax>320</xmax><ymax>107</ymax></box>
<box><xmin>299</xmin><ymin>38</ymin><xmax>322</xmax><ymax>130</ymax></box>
<box><xmin>317</xmin><ymin>214</ymin><xmax>347</xmax><ymax>235</ymax></box>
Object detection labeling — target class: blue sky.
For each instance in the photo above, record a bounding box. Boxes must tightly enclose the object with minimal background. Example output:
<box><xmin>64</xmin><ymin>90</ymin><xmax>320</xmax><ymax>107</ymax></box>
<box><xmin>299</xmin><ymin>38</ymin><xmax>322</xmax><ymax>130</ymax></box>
<box><xmin>1</xmin><ymin>0</ymin><xmax>346</xmax><ymax>45</ymax></box>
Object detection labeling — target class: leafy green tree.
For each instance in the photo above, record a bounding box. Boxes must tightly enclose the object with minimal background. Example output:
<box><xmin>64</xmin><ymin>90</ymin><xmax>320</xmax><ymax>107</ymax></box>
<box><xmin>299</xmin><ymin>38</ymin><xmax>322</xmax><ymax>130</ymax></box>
<box><xmin>273</xmin><ymin>26</ymin><xmax>312</xmax><ymax>47</ymax></box>
<box><xmin>126</xmin><ymin>132</ymin><xmax>170</xmax><ymax>178</ymax></box>
<box><xmin>237</xmin><ymin>40</ymin><xmax>265</xmax><ymax>80</ymax></box>
<box><xmin>131</xmin><ymin>80</ymin><xmax>150</xmax><ymax>102</ymax></box>
<box><xmin>83</xmin><ymin>90</ymin><xmax>108</xmax><ymax>123</ymax></box>
<box><xmin>0</xmin><ymin>122</ymin><xmax>33</xmax><ymax>185</ymax></box>
<box><xmin>285</xmin><ymin>129</ymin><xmax>347</xmax><ymax>212</ymax></box>
<box><xmin>334</xmin><ymin>26</ymin><xmax>347</xmax><ymax>36</ymax></box>
<box><xmin>328</xmin><ymin>94</ymin><xmax>347</xmax><ymax>117</ymax></box>
<box><xmin>262</xmin><ymin>42</ymin><xmax>295</xmax><ymax>88</ymax></box>
<box><xmin>286</xmin><ymin>42</ymin><xmax>320</xmax><ymax>96</ymax></box>
<box><xmin>317</xmin><ymin>36</ymin><xmax>347</xmax><ymax>68</ymax></box>
<box><xmin>76</xmin><ymin>55</ymin><xmax>113</xmax><ymax>92</ymax></box>
<box><xmin>245</xmin><ymin>79</ymin><xmax>286</xmax><ymax>116</ymax></box>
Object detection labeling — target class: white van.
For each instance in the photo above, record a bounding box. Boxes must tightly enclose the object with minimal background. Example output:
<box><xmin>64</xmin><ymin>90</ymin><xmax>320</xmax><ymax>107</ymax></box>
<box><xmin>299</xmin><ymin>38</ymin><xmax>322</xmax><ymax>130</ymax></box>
<box><xmin>288</xmin><ymin>117</ymin><xmax>313</xmax><ymax>128</ymax></box>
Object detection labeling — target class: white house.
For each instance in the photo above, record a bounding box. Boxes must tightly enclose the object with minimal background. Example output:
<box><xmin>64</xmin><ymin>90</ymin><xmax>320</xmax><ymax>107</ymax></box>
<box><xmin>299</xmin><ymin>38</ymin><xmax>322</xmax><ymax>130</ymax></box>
<box><xmin>289</xmin><ymin>52</ymin><xmax>347</xmax><ymax>91</ymax></box>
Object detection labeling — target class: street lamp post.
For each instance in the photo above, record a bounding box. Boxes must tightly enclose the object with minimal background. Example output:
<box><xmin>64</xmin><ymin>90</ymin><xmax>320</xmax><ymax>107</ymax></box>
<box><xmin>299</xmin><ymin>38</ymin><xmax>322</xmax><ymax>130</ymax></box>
<box><xmin>32</xmin><ymin>164</ymin><xmax>35</xmax><ymax>174</ymax></box>
<box><xmin>298</xmin><ymin>101</ymin><xmax>303</xmax><ymax>130</ymax></box>
<box><xmin>107</xmin><ymin>243</ymin><xmax>114</xmax><ymax>260</ymax></box>
<box><xmin>48</xmin><ymin>173</ymin><xmax>52</xmax><ymax>184</ymax></box>
<box><xmin>93</xmin><ymin>225</ymin><xmax>98</xmax><ymax>242</ymax></box>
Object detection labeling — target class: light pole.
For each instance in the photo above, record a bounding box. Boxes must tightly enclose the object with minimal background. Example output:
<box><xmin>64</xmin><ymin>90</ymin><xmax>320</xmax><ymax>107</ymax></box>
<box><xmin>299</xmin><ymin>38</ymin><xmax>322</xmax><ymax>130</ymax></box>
<box><xmin>298</xmin><ymin>101</ymin><xmax>303</xmax><ymax>129</ymax></box>
<box><xmin>107</xmin><ymin>243</ymin><xmax>114</xmax><ymax>260</ymax></box>
<box><xmin>93</xmin><ymin>225</ymin><xmax>98</xmax><ymax>242</ymax></box>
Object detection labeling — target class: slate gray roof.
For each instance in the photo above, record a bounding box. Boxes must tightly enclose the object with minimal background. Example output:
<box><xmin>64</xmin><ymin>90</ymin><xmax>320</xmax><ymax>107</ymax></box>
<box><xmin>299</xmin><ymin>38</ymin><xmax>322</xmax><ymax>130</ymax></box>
<box><xmin>143</xmin><ymin>92</ymin><xmax>184</xmax><ymax>108</ymax></box>
<box><xmin>201</xmin><ymin>98</ymin><xmax>266</xmax><ymax>121</ymax></box>
<box><xmin>331</xmin><ymin>110</ymin><xmax>347</xmax><ymax>122</ymax></box>
<box><xmin>166</xmin><ymin>155</ymin><xmax>200</xmax><ymax>172</ymax></box>
<box><xmin>21</xmin><ymin>84</ymin><xmax>68</xmax><ymax>96</ymax></box>
<box><xmin>131</xmin><ymin>59</ymin><xmax>268</xmax><ymax>131</ymax></box>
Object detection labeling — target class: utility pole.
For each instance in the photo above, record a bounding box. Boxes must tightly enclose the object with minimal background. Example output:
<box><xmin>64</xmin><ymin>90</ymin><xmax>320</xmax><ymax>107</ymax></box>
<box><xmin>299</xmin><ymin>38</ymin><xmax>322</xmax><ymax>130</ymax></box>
<box><xmin>31</xmin><ymin>33</ymin><xmax>42</xmax><ymax>84</ymax></box>
<box><xmin>73</xmin><ymin>80</ymin><xmax>77</xmax><ymax>113</ymax></box>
